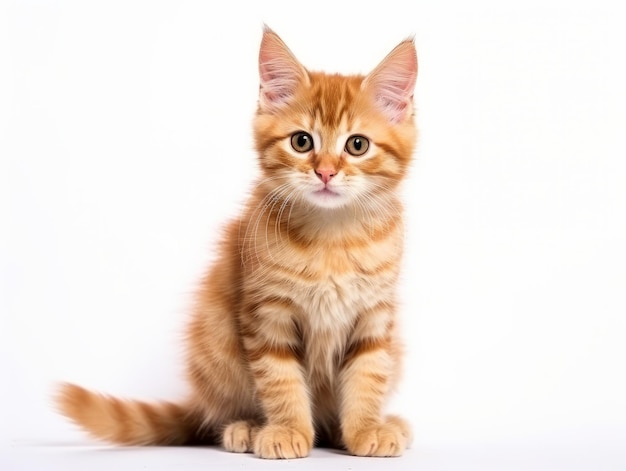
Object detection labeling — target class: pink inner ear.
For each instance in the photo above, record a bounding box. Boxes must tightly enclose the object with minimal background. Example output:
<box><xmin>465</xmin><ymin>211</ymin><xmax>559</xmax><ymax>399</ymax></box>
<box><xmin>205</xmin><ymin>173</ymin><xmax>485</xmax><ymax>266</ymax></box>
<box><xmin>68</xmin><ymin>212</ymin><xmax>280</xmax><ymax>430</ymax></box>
<box><xmin>365</xmin><ymin>41</ymin><xmax>417</xmax><ymax>124</ymax></box>
<box><xmin>259</xmin><ymin>55</ymin><xmax>299</xmax><ymax>107</ymax></box>
<box><xmin>258</xmin><ymin>29</ymin><xmax>308</xmax><ymax>110</ymax></box>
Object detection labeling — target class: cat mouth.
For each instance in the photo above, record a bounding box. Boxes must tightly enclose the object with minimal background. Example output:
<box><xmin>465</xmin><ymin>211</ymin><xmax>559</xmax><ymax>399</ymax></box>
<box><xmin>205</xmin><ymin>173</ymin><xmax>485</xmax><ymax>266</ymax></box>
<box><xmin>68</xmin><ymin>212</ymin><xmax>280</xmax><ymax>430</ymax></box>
<box><xmin>306</xmin><ymin>186</ymin><xmax>347</xmax><ymax>208</ymax></box>
<box><xmin>314</xmin><ymin>188</ymin><xmax>339</xmax><ymax>196</ymax></box>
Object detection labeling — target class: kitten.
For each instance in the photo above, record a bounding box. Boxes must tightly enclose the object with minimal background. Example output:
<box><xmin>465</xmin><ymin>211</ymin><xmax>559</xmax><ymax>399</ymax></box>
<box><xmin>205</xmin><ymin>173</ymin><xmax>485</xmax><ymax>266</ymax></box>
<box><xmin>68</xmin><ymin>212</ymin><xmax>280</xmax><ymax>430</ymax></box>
<box><xmin>57</xmin><ymin>26</ymin><xmax>418</xmax><ymax>459</ymax></box>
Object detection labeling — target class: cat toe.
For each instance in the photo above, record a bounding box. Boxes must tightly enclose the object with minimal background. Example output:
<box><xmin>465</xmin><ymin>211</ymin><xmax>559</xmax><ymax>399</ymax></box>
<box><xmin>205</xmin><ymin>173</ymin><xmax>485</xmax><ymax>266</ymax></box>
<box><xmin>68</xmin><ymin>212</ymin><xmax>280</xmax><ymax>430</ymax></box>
<box><xmin>344</xmin><ymin>417</ymin><xmax>411</xmax><ymax>457</ymax></box>
<box><xmin>253</xmin><ymin>424</ymin><xmax>313</xmax><ymax>459</ymax></box>
<box><xmin>223</xmin><ymin>420</ymin><xmax>256</xmax><ymax>453</ymax></box>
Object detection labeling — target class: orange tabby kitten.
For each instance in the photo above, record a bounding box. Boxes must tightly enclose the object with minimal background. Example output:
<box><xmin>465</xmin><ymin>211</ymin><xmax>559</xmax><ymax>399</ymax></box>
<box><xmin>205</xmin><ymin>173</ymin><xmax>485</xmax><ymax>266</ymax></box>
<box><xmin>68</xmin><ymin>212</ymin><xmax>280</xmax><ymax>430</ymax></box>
<box><xmin>57</xmin><ymin>27</ymin><xmax>418</xmax><ymax>459</ymax></box>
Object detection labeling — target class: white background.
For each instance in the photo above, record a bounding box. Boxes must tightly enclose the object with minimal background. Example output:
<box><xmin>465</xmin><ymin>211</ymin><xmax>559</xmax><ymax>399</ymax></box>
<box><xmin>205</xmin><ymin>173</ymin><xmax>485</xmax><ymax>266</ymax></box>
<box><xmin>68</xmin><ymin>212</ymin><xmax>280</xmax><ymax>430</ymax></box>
<box><xmin>2</xmin><ymin>0</ymin><xmax>626</xmax><ymax>470</ymax></box>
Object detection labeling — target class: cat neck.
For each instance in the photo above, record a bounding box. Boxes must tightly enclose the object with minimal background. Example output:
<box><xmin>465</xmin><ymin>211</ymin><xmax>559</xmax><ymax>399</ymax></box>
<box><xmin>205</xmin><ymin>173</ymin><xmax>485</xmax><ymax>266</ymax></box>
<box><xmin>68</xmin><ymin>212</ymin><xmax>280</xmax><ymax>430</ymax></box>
<box><xmin>243</xmin><ymin>184</ymin><xmax>403</xmax><ymax>248</ymax></box>
<box><xmin>282</xmin><ymin>193</ymin><xmax>401</xmax><ymax>245</ymax></box>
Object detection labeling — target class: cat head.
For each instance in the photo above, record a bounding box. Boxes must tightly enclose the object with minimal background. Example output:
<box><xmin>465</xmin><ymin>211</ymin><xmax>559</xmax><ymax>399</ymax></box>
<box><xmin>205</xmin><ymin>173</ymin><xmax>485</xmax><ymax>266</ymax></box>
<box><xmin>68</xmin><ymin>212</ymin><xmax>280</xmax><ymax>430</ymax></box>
<box><xmin>253</xmin><ymin>27</ymin><xmax>417</xmax><ymax>211</ymax></box>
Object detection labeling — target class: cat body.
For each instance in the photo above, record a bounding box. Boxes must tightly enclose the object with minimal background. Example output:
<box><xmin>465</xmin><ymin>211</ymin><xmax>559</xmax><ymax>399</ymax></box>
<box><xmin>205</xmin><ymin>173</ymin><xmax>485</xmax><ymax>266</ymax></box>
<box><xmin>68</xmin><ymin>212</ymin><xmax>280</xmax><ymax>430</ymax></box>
<box><xmin>58</xmin><ymin>27</ymin><xmax>418</xmax><ymax>459</ymax></box>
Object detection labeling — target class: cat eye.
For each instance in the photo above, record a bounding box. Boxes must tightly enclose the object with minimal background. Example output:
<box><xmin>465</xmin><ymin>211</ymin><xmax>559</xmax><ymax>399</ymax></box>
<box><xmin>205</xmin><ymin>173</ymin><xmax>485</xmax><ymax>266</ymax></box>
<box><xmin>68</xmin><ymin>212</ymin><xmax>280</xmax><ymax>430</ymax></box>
<box><xmin>345</xmin><ymin>135</ymin><xmax>370</xmax><ymax>157</ymax></box>
<box><xmin>290</xmin><ymin>132</ymin><xmax>314</xmax><ymax>153</ymax></box>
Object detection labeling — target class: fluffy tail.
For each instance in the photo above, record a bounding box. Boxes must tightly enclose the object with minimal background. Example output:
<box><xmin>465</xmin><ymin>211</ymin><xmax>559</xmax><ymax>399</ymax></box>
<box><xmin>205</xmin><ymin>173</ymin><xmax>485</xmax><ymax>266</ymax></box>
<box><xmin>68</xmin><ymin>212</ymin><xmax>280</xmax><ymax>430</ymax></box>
<box><xmin>55</xmin><ymin>383</ymin><xmax>205</xmax><ymax>446</ymax></box>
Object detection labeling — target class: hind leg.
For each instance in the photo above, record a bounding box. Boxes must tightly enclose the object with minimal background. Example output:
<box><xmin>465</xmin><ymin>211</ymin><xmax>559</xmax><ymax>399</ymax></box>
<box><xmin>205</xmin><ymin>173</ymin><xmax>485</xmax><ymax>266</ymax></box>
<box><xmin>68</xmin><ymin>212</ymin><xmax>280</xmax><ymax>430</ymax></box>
<box><xmin>223</xmin><ymin>420</ymin><xmax>259</xmax><ymax>453</ymax></box>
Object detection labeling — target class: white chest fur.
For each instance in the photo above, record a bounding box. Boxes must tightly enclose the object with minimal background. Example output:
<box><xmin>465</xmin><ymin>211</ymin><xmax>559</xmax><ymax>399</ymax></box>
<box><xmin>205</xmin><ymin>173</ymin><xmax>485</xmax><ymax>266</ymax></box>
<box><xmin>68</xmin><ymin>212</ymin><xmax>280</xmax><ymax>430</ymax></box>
<box><xmin>294</xmin><ymin>261</ymin><xmax>396</xmax><ymax>383</ymax></box>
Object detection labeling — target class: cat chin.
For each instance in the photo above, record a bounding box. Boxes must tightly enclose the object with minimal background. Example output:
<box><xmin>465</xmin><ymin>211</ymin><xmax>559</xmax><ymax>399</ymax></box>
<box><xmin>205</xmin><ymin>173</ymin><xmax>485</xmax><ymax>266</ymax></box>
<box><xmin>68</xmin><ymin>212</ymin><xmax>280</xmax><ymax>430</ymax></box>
<box><xmin>304</xmin><ymin>189</ymin><xmax>350</xmax><ymax>209</ymax></box>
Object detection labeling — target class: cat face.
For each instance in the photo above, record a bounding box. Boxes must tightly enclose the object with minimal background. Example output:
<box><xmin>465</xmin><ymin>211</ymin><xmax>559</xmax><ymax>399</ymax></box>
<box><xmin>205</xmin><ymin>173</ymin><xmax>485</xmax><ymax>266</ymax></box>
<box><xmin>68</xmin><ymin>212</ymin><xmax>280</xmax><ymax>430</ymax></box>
<box><xmin>253</xmin><ymin>28</ymin><xmax>418</xmax><ymax>211</ymax></box>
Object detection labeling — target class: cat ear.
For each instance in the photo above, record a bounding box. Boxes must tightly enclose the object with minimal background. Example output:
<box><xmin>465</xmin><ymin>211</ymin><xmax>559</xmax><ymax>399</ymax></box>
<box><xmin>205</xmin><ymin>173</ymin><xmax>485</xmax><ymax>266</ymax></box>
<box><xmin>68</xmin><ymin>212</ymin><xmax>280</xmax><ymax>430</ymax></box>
<box><xmin>258</xmin><ymin>26</ymin><xmax>309</xmax><ymax>111</ymax></box>
<box><xmin>362</xmin><ymin>39</ymin><xmax>418</xmax><ymax>124</ymax></box>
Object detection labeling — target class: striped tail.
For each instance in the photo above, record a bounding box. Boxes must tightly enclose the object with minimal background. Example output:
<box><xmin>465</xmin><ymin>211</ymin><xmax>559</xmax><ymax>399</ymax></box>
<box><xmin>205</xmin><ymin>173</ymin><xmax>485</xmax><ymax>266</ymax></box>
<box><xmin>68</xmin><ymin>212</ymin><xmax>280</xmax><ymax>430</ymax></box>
<box><xmin>55</xmin><ymin>383</ymin><xmax>204</xmax><ymax>446</ymax></box>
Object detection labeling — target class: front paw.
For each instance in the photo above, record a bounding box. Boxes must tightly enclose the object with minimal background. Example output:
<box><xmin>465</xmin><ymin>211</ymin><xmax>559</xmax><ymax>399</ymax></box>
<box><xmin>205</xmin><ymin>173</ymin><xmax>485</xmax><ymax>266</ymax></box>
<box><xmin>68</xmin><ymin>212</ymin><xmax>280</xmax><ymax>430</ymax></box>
<box><xmin>344</xmin><ymin>415</ymin><xmax>411</xmax><ymax>457</ymax></box>
<box><xmin>253</xmin><ymin>424</ymin><xmax>313</xmax><ymax>459</ymax></box>
<box><xmin>223</xmin><ymin>420</ymin><xmax>256</xmax><ymax>453</ymax></box>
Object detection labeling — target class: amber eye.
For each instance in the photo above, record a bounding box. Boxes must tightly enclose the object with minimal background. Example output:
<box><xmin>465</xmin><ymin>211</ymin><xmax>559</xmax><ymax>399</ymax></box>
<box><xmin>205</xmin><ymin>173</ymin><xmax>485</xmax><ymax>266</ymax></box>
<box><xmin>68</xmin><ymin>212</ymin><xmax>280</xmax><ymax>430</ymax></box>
<box><xmin>345</xmin><ymin>135</ymin><xmax>369</xmax><ymax>156</ymax></box>
<box><xmin>290</xmin><ymin>132</ymin><xmax>314</xmax><ymax>153</ymax></box>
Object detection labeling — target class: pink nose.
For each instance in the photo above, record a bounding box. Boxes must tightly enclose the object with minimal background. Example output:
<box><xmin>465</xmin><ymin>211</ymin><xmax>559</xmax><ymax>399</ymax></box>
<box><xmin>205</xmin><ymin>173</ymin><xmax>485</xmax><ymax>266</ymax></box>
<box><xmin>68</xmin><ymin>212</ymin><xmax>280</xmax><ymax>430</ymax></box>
<box><xmin>315</xmin><ymin>168</ymin><xmax>336</xmax><ymax>184</ymax></box>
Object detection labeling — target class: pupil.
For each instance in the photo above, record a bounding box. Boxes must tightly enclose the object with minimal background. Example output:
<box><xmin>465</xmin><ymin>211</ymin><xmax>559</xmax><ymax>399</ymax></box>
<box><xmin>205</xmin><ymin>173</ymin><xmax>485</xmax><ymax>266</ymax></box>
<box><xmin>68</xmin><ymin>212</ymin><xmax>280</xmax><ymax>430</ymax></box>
<box><xmin>354</xmin><ymin>138</ymin><xmax>361</xmax><ymax>150</ymax></box>
<box><xmin>299</xmin><ymin>135</ymin><xmax>308</xmax><ymax>147</ymax></box>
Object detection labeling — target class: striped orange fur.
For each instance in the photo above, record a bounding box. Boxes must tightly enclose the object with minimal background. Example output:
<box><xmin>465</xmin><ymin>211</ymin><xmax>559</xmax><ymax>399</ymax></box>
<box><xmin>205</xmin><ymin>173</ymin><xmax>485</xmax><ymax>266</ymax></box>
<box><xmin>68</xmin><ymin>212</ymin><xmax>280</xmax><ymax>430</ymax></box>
<box><xmin>56</xmin><ymin>26</ymin><xmax>418</xmax><ymax>459</ymax></box>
